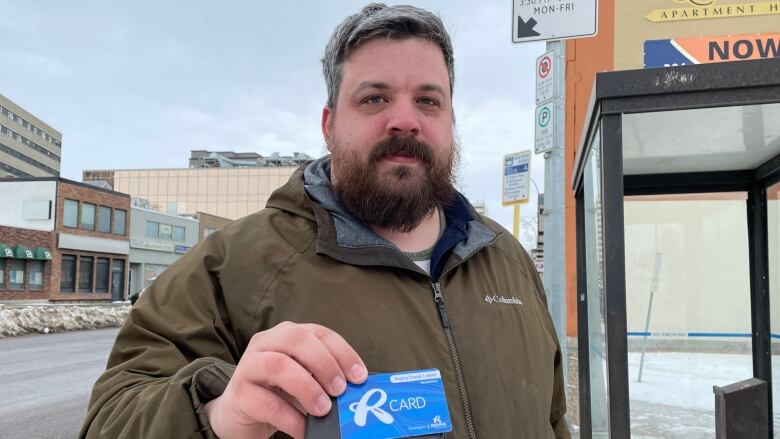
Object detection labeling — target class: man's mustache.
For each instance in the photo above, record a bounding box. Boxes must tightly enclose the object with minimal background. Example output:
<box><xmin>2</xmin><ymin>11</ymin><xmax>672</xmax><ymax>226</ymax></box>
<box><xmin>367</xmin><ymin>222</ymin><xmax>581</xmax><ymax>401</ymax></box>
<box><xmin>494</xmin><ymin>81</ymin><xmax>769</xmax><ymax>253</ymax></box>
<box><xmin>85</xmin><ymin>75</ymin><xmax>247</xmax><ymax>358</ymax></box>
<box><xmin>368</xmin><ymin>137</ymin><xmax>434</xmax><ymax>166</ymax></box>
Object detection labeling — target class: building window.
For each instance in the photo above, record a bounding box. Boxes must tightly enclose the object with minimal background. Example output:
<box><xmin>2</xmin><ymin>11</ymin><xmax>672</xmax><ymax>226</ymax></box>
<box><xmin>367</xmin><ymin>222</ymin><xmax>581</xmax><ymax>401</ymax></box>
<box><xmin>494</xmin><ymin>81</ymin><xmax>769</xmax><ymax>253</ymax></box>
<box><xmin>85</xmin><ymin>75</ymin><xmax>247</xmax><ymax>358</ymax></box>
<box><xmin>111</xmin><ymin>259</ymin><xmax>125</xmax><ymax>299</ymax></box>
<box><xmin>159</xmin><ymin>223</ymin><xmax>173</xmax><ymax>240</ymax></box>
<box><xmin>78</xmin><ymin>256</ymin><xmax>94</xmax><ymax>292</ymax></box>
<box><xmin>166</xmin><ymin>202</ymin><xmax>178</xmax><ymax>214</ymax></box>
<box><xmin>80</xmin><ymin>203</ymin><xmax>96</xmax><ymax>230</ymax></box>
<box><xmin>28</xmin><ymin>260</ymin><xmax>44</xmax><ymax>290</ymax></box>
<box><xmin>63</xmin><ymin>199</ymin><xmax>79</xmax><ymax>228</ymax></box>
<box><xmin>146</xmin><ymin>221</ymin><xmax>159</xmax><ymax>238</ymax></box>
<box><xmin>8</xmin><ymin>259</ymin><xmax>25</xmax><ymax>290</ymax></box>
<box><xmin>95</xmin><ymin>258</ymin><xmax>109</xmax><ymax>293</ymax></box>
<box><xmin>114</xmin><ymin>209</ymin><xmax>126</xmax><ymax>235</ymax></box>
<box><xmin>173</xmin><ymin>226</ymin><xmax>185</xmax><ymax>242</ymax></box>
<box><xmin>97</xmin><ymin>206</ymin><xmax>111</xmax><ymax>233</ymax></box>
<box><xmin>61</xmin><ymin>255</ymin><xmax>76</xmax><ymax>292</ymax></box>
<box><xmin>0</xmin><ymin>259</ymin><xmax>5</xmax><ymax>289</ymax></box>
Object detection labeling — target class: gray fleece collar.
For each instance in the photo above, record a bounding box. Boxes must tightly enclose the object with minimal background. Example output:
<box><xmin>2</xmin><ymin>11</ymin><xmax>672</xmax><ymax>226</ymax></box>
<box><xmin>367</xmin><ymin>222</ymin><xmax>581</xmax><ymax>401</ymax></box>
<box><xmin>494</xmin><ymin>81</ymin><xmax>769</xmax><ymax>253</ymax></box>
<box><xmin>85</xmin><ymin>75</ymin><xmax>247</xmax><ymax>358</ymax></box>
<box><xmin>302</xmin><ymin>155</ymin><xmax>498</xmax><ymax>270</ymax></box>
<box><xmin>303</xmin><ymin>156</ymin><xmax>397</xmax><ymax>250</ymax></box>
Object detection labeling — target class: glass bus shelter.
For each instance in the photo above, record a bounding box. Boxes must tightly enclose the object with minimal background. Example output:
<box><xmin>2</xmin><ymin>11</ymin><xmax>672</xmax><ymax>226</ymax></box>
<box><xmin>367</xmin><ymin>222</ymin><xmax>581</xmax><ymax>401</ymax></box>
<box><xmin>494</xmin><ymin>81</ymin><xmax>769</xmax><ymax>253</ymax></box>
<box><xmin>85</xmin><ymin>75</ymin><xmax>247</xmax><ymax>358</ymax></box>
<box><xmin>572</xmin><ymin>58</ymin><xmax>780</xmax><ymax>438</ymax></box>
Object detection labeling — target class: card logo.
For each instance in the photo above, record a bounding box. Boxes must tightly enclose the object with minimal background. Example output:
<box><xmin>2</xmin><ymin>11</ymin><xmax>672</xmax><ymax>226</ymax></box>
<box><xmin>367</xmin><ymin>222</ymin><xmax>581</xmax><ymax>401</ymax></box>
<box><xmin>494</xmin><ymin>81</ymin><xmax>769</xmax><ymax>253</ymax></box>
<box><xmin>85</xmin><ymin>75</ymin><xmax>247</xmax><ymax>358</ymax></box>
<box><xmin>349</xmin><ymin>388</ymin><xmax>394</xmax><ymax>427</ymax></box>
<box><xmin>430</xmin><ymin>416</ymin><xmax>446</xmax><ymax>429</ymax></box>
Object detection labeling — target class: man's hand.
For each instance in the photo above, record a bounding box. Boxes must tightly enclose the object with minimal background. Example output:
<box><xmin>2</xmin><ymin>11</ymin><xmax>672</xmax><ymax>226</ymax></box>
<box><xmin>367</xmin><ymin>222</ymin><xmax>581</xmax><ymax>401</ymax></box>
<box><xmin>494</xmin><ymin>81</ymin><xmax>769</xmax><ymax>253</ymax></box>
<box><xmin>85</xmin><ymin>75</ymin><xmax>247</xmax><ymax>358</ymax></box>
<box><xmin>203</xmin><ymin>321</ymin><xmax>367</xmax><ymax>439</ymax></box>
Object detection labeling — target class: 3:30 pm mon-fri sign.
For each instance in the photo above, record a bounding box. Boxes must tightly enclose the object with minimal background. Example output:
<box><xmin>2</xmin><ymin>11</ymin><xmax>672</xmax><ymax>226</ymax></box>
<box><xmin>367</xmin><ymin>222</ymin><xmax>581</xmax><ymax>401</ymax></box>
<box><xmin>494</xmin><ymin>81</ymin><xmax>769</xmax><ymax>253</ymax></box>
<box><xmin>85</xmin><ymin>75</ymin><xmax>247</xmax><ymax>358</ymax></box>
<box><xmin>502</xmin><ymin>151</ymin><xmax>532</xmax><ymax>206</ymax></box>
<box><xmin>512</xmin><ymin>0</ymin><xmax>598</xmax><ymax>43</ymax></box>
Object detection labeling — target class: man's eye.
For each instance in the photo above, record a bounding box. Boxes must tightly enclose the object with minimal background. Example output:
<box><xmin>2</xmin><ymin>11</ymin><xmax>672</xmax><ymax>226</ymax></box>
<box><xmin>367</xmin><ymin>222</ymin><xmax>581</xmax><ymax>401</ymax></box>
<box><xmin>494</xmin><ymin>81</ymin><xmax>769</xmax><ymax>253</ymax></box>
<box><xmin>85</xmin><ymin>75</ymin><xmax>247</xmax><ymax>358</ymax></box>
<box><xmin>418</xmin><ymin>97</ymin><xmax>439</xmax><ymax>107</ymax></box>
<box><xmin>364</xmin><ymin>96</ymin><xmax>387</xmax><ymax>104</ymax></box>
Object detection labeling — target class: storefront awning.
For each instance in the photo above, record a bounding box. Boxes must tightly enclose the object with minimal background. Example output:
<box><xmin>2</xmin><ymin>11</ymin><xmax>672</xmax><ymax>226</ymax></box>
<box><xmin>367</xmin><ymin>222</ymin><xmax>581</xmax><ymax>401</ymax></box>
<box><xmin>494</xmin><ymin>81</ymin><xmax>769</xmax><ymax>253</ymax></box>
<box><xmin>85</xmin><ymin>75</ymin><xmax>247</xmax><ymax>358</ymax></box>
<box><xmin>0</xmin><ymin>244</ymin><xmax>12</xmax><ymax>258</ymax></box>
<box><xmin>33</xmin><ymin>246</ymin><xmax>52</xmax><ymax>260</ymax></box>
<box><xmin>13</xmin><ymin>245</ymin><xmax>34</xmax><ymax>259</ymax></box>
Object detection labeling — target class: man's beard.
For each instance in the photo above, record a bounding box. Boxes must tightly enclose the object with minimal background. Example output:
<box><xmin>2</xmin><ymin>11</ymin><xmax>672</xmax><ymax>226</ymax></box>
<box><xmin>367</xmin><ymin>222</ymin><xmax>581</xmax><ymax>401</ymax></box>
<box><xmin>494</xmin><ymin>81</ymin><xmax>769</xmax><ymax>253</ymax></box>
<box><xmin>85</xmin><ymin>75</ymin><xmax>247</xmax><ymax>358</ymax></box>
<box><xmin>330</xmin><ymin>136</ymin><xmax>457</xmax><ymax>233</ymax></box>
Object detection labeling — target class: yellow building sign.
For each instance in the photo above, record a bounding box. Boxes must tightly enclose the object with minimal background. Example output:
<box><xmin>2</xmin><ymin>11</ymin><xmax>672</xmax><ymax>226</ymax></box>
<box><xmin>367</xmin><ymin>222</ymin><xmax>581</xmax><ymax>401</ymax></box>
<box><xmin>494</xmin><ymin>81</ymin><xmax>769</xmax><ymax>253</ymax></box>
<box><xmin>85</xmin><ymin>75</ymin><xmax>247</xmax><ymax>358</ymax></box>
<box><xmin>615</xmin><ymin>0</ymin><xmax>780</xmax><ymax>69</ymax></box>
<box><xmin>645</xmin><ymin>0</ymin><xmax>780</xmax><ymax>22</ymax></box>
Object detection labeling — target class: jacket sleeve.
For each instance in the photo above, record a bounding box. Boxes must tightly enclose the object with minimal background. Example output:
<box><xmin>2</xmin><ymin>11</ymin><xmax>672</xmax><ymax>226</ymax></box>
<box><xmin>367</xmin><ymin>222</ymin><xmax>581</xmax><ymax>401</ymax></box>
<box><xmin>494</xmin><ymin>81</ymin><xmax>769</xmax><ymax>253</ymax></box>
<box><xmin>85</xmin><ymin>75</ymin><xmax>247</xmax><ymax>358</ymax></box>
<box><xmin>79</xmin><ymin>234</ymin><xmax>243</xmax><ymax>438</ymax></box>
<box><xmin>550</xmin><ymin>343</ymin><xmax>571</xmax><ymax>438</ymax></box>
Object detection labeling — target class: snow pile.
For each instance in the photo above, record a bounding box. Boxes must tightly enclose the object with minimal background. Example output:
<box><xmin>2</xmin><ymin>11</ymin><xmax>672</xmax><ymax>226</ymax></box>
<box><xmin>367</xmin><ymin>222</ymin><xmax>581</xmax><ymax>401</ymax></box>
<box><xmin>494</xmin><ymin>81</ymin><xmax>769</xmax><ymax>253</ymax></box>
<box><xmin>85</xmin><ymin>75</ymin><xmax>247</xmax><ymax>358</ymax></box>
<box><xmin>0</xmin><ymin>304</ymin><xmax>130</xmax><ymax>337</ymax></box>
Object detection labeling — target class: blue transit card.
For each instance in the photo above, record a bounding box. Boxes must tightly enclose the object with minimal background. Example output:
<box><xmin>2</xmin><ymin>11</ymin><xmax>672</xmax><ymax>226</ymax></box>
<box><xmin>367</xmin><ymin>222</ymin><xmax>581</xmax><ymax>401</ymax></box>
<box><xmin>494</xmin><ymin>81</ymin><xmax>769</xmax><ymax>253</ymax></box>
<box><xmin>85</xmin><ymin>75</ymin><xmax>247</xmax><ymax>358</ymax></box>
<box><xmin>337</xmin><ymin>368</ymin><xmax>453</xmax><ymax>439</ymax></box>
<box><xmin>337</xmin><ymin>369</ymin><xmax>452</xmax><ymax>439</ymax></box>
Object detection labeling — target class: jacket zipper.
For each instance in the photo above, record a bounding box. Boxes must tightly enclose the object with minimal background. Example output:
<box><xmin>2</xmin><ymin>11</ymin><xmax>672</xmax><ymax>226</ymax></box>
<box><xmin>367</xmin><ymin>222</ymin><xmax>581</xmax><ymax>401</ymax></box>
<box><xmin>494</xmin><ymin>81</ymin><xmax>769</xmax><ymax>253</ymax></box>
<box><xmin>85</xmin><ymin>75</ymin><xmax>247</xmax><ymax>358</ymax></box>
<box><xmin>429</xmin><ymin>234</ymin><xmax>500</xmax><ymax>439</ymax></box>
<box><xmin>432</xmin><ymin>281</ymin><xmax>477</xmax><ymax>439</ymax></box>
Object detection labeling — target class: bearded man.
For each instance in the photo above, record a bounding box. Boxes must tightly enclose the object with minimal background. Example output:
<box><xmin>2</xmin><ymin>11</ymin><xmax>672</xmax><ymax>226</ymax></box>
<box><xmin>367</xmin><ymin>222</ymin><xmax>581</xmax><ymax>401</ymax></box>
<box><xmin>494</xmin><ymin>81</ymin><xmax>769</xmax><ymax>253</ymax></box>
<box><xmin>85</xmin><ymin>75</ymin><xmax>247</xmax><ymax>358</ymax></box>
<box><xmin>81</xmin><ymin>4</ymin><xmax>569</xmax><ymax>439</ymax></box>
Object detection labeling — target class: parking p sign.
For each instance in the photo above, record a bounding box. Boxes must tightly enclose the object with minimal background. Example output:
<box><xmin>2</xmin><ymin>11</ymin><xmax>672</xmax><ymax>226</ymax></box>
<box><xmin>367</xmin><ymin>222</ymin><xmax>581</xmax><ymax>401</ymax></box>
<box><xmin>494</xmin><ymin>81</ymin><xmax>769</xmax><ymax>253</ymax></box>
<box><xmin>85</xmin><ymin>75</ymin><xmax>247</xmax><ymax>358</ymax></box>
<box><xmin>535</xmin><ymin>102</ymin><xmax>555</xmax><ymax>154</ymax></box>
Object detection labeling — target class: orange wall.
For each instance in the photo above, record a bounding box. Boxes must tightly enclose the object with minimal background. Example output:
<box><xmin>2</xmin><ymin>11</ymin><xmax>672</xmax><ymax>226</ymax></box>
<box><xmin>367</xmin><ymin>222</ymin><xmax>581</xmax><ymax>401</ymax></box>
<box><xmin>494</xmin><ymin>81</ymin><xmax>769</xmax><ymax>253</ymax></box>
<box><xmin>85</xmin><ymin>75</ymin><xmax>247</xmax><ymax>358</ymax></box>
<box><xmin>564</xmin><ymin>0</ymin><xmax>615</xmax><ymax>336</ymax></box>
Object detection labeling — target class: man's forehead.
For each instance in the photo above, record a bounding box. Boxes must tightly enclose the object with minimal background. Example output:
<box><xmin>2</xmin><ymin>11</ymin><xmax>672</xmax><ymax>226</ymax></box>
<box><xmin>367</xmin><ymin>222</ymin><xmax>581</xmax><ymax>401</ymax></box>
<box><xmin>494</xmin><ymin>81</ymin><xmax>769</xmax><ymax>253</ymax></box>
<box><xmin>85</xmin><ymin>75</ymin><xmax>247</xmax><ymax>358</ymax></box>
<box><xmin>340</xmin><ymin>38</ymin><xmax>450</xmax><ymax>87</ymax></box>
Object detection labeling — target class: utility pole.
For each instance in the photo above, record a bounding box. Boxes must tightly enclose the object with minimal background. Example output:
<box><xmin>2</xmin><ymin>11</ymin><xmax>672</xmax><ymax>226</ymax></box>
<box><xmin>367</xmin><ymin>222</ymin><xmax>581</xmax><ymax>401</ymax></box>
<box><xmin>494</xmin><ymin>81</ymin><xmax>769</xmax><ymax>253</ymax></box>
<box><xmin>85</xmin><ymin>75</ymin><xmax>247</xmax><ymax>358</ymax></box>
<box><xmin>542</xmin><ymin>40</ymin><xmax>567</xmax><ymax>388</ymax></box>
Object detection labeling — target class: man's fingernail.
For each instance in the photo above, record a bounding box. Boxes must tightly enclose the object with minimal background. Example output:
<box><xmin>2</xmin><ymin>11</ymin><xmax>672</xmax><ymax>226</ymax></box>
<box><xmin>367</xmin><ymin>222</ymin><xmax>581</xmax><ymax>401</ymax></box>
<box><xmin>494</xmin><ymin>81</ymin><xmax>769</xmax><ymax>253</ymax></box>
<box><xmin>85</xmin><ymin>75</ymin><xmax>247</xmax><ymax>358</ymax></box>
<box><xmin>331</xmin><ymin>375</ymin><xmax>346</xmax><ymax>395</ymax></box>
<box><xmin>350</xmin><ymin>364</ymin><xmax>367</xmax><ymax>382</ymax></box>
<box><xmin>317</xmin><ymin>394</ymin><xmax>332</xmax><ymax>415</ymax></box>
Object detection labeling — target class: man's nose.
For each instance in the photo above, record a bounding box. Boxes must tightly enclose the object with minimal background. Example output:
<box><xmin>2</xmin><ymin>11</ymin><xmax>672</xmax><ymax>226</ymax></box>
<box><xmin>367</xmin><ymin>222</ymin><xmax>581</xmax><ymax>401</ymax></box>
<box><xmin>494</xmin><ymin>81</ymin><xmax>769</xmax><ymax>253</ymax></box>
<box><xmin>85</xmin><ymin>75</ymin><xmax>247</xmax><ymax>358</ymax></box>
<box><xmin>385</xmin><ymin>101</ymin><xmax>421</xmax><ymax>137</ymax></box>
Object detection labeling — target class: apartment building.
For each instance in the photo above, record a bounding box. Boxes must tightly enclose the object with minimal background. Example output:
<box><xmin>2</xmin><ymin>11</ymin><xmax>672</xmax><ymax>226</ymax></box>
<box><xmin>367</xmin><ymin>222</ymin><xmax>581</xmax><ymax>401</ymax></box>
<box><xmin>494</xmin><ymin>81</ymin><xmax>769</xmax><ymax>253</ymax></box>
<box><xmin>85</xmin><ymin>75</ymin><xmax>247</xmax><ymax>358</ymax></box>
<box><xmin>0</xmin><ymin>93</ymin><xmax>62</xmax><ymax>177</ymax></box>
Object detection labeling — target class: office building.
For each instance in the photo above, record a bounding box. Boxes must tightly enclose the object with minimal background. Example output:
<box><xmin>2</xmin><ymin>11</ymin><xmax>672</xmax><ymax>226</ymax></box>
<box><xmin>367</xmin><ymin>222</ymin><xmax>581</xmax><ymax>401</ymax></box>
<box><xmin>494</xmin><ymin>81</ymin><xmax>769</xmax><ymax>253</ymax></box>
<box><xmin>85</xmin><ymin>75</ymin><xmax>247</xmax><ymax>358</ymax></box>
<box><xmin>0</xmin><ymin>93</ymin><xmax>62</xmax><ymax>177</ymax></box>
<box><xmin>83</xmin><ymin>151</ymin><xmax>306</xmax><ymax>220</ymax></box>
<box><xmin>128</xmin><ymin>205</ymin><xmax>199</xmax><ymax>297</ymax></box>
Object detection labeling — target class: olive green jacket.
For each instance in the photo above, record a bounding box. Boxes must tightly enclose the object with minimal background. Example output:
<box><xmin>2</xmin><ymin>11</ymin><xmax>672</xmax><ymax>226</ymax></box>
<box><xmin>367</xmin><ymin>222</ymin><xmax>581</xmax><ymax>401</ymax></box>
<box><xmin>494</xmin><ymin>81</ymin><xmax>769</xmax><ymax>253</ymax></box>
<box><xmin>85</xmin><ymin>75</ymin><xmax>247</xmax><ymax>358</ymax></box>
<box><xmin>80</xmin><ymin>160</ymin><xmax>569</xmax><ymax>439</ymax></box>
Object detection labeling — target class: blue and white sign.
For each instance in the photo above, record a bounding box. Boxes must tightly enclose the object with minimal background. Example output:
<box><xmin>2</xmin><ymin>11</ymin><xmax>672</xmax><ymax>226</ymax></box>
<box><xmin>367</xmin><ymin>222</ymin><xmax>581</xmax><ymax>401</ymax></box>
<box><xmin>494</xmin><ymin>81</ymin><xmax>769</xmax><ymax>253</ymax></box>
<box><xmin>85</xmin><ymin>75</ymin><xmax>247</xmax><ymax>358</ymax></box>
<box><xmin>174</xmin><ymin>245</ymin><xmax>191</xmax><ymax>255</ymax></box>
<box><xmin>502</xmin><ymin>151</ymin><xmax>532</xmax><ymax>206</ymax></box>
<box><xmin>337</xmin><ymin>369</ymin><xmax>452</xmax><ymax>439</ymax></box>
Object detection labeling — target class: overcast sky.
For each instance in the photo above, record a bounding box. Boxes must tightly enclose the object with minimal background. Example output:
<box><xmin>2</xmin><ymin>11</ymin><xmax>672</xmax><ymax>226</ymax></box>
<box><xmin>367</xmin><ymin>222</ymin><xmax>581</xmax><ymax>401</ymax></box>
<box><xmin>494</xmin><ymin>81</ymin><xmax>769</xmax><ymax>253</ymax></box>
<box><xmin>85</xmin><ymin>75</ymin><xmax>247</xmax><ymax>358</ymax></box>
<box><xmin>1</xmin><ymin>0</ymin><xmax>547</xmax><ymax>246</ymax></box>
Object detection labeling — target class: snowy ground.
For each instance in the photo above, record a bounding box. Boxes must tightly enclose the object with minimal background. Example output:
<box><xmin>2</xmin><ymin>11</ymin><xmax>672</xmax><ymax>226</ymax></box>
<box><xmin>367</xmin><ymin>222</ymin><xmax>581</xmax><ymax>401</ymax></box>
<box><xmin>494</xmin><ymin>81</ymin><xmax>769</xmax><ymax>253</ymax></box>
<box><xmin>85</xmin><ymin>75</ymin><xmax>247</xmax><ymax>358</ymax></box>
<box><xmin>0</xmin><ymin>304</ymin><xmax>130</xmax><ymax>337</ymax></box>
<box><xmin>626</xmin><ymin>351</ymin><xmax>776</xmax><ymax>438</ymax></box>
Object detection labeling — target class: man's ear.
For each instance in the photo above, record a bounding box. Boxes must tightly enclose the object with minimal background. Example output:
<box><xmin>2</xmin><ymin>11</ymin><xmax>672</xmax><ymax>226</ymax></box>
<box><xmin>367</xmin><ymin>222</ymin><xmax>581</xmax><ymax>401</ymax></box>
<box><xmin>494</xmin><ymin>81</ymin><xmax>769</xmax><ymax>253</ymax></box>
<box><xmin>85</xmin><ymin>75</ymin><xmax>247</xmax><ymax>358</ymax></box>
<box><xmin>321</xmin><ymin>106</ymin><xmax>333</xmax><ymax>152</ymax></box>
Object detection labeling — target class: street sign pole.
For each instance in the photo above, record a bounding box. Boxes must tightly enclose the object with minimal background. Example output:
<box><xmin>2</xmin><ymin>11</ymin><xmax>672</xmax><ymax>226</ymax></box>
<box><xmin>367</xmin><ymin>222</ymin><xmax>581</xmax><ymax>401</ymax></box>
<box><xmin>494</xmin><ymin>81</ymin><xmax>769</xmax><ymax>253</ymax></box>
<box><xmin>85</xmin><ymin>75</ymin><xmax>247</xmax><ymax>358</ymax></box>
<box><xmin>542</xmin><ymin>39</ymin><xmax>568</xmax><ymax>413</ymax></box>
<box><xmin>516</xmin><ymin>0</ymin><xmax>598</xmax><ymax>422</ymax></box>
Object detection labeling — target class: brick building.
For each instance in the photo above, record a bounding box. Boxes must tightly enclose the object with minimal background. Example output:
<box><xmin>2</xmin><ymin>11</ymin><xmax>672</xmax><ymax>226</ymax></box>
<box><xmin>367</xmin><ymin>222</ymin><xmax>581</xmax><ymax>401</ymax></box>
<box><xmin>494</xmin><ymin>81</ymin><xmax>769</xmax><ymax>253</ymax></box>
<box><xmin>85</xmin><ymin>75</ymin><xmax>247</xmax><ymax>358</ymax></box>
<box><xmin>0</xmin><ymin>178</ymin><xmax>130</xmax><ymax>301</ymax></box>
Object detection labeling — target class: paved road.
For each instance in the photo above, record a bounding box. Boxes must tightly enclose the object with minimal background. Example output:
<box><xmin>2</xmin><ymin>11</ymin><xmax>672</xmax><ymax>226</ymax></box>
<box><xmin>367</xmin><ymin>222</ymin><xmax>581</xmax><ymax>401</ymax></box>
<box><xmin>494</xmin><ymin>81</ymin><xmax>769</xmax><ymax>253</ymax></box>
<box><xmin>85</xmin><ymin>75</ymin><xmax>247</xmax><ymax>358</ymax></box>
<box><xmin>0</xmin><ymin>328</ymin><xmax>119</xmax><ymax>439</ymax></box>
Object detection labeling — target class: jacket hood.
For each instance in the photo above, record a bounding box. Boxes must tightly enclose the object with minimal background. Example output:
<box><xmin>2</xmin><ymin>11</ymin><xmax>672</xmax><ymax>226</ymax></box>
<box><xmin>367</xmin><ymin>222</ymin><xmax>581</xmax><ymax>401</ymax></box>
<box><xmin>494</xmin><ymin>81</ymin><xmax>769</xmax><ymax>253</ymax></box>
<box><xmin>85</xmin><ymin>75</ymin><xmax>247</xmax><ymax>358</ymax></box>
<box><xmin>262</xmin><ymin>162</ymin><xmax>318</xmax><ymax>223</ymax></box>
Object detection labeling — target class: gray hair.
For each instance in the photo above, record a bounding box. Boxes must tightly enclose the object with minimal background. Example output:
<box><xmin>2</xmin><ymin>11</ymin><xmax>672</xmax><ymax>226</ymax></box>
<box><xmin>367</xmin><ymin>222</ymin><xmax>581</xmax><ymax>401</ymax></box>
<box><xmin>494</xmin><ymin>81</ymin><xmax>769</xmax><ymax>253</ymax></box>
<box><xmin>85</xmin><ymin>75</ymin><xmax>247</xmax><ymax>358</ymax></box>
<box><xmin>322</xmin><ymin>3</ymin><xmax>455</xmax><ymax>109</ymax></box>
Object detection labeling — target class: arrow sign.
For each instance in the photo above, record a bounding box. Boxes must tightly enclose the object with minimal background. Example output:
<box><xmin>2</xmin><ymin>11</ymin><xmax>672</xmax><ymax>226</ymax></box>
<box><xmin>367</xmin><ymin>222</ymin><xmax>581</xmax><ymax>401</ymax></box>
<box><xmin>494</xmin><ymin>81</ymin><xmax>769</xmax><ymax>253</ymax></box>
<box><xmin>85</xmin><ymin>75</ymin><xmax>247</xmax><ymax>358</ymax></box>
<box><xmin>517</xmin><ymin>16</ymin><xmax>539</xmax><ymax>38</ymax></box>
<box><xmin>512</xmin><ymin>0</ymin><xmax>598</xmax><ymax>43</ymax></box>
